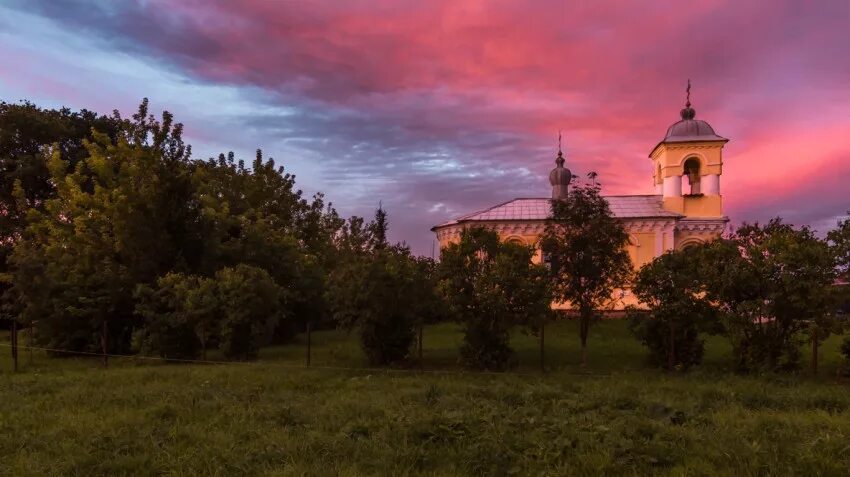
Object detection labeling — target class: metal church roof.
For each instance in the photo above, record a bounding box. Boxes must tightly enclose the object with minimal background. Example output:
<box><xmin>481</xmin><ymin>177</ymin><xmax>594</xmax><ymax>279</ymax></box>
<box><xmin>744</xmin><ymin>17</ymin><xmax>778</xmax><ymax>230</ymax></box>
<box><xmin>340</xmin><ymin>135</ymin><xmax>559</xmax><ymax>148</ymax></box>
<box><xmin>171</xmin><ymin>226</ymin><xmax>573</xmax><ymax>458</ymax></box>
<box><xmin>433</xmin><ymin>195</ymin><xmax>681</xmax><ymax>229</ymax></box>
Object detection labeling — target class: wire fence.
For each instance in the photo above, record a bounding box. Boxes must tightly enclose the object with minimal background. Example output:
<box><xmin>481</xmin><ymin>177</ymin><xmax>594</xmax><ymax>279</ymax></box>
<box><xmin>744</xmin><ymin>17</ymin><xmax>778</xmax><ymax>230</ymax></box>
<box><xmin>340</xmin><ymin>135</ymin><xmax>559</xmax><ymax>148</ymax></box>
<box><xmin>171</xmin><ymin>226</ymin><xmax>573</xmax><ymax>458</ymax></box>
<box><xmin>0</xmin><ymin>339</ymin><xmax>606</xmax><ymax>379</ymax></box>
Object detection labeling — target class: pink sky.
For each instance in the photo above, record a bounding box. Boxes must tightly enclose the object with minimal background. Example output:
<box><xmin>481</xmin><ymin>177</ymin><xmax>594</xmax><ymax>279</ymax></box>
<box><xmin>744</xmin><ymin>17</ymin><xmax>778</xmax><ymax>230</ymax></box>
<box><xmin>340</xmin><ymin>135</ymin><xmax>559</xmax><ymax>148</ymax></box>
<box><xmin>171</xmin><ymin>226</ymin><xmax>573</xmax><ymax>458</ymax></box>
<box><xmin>1</xmin><ymin>0</ymin><xmax>848</xmax><ymax>254</ymax></box>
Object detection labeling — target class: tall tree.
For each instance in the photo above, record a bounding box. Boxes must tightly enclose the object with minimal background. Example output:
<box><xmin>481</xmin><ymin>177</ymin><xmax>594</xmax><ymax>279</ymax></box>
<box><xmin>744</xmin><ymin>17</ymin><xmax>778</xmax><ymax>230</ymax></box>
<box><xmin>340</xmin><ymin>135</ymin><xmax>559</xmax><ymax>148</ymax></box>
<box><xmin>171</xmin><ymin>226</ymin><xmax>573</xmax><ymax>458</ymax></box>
<box><xmin>629</xmin><ymin>250</ymin><xmax>719</xmax><ymax>370</ymax></box>
<box><xmin>8</xmin><ymin>100</ymin><xmax>197</xmax><ymax>353</ymax></box>
<box><xmin>541</xmin><ymin>178</ymin><xmax>632</xmax><ymax>367</ymax></box>
<box><xmin>439</xmin><ymin>227</ymin><xmax>552</xmax><ymax>370</ymax></box>
<box><xmin>701</xmin><ymin>219</ymin><xmax>836</xmax><ymax>372</ymax></box>
<box><xmin>327</xmin><ymin>205</ymin><xmax>441</xmax><ymax>365</ymax></box>
<box><xmin>0</xmin><ymin>101</ymin><xmax>126</xmax><ymax>243</ymax></box>
<box><xmin>193</xmin><ymin>149</ymin><xmax>339</xmax><ymax>336</ymax></box>
<box><xmin>828</xmin><ymin>213</ymin><xmax>850</xmax><ymax>281</ymax></box>
<box><xmin>370</xmin><ymin>203</ymin><xmax>388</xmax><ymax>250</ymax></box>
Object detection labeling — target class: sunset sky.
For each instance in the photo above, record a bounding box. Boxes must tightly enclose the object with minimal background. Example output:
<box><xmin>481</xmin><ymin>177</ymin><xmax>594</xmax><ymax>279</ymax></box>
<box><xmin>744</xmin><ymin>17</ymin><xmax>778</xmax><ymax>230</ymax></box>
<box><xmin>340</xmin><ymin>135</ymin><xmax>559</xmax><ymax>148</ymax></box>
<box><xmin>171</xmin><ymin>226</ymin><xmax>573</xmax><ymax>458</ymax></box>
<box><xmin>2</xmin><ymin>0</ymin><xmax>848</xmax><ymax>254</ymax></box>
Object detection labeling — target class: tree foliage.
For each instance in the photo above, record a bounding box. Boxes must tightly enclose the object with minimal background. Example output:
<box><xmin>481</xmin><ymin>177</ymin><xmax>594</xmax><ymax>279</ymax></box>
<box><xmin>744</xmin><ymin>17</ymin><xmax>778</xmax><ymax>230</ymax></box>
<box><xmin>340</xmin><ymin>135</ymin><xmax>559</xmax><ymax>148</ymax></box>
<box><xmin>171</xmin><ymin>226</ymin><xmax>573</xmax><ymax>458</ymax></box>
<box><xmin>699</xmin><ymin>219</ymin><xmax>837</xmax><ymax>372</ymax></box>
<box><xmin>438</xmin><ymin>227</ymin><xmax>551</xmax><ymax>370</ymax></box>
<box><xmin>628</xmin><ymin>250</ymin><xmax>718</xmax><ymax>370</ymax></box>
<box><xmin>8</xmin><ymin>100</ymin><xmax>196</xmax><ymax>353</ymax></box>
<box><xmin>541</xmin><ymin>178</ymin><xmax>632</xmax><ymax>366</ymax></box>
<box><xmin>1</xmin><ymin>99</ymin><xmax>344</xmax><ymax>359</ymax></box>
<box><xmin>827</xmin><ymin>213</ymin><xmax>850</xmax><ymax>281</ymax></box>
<box><xmin>134</xmin><ymin>265</ymin><xmax>282</xmax><ymax>361</ymax></box>
<box><xmin>327</xmin><ymin>206</ymin><xmax>440</xmax><ymax>365</ymax></box>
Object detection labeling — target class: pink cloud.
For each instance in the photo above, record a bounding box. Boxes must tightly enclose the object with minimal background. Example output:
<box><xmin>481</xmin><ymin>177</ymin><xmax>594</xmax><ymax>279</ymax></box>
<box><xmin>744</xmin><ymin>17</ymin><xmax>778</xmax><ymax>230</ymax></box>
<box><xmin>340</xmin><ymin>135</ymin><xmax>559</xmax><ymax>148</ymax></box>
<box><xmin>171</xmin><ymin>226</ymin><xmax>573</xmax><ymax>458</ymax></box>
<box><xmin>7</xmin><ymin>0</ymin><xmax>850</xmax><ymax>252</ymax></box>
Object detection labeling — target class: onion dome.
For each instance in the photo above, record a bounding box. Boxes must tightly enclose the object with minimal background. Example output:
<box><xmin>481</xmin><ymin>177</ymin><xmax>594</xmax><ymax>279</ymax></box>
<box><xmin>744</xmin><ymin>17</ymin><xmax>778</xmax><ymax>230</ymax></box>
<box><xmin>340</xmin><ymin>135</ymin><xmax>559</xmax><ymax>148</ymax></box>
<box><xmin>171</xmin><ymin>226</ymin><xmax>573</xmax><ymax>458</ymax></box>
<box><xmin>650</xmin><ymin>81</ymin><xmax>727</xmax><ymax>156</ymax></box>
<box><xmin>549</xmin><ymin>150</ymin><xmax>571</xmax><ymax>199</ymax></box>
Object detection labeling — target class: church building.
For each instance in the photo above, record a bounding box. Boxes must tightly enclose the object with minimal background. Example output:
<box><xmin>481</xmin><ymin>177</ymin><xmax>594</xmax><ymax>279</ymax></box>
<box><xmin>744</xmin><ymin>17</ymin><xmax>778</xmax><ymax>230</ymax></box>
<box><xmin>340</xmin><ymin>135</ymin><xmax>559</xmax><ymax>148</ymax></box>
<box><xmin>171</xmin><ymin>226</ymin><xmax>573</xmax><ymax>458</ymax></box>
<box><xmin>431</xmin><ymin>90</ymin><xmax>729</xmax><ymax>308</ymax></box>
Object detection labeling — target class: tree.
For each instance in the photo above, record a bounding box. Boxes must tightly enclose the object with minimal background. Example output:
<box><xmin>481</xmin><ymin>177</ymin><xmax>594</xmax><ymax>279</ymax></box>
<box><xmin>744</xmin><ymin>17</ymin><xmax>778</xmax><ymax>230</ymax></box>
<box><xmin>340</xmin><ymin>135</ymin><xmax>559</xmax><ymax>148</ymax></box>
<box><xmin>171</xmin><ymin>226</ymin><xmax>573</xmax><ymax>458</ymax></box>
<box><xmin>327</xmin><ymin>206</ymin><xmax>439</xmax><ymax>365</ymax></box>
<box><xmin>0</xmin><ymin>101</ymin><xmax>127</xmax><ymax>340</ymax></box>
<box><xmin>628</xmin><ymin>250</ymin><xmax>719</xmax><ymax>370</ymax></box>
<box><xmin>8</xmin><ymin>100</ymin><xmax>198</xmax><ymax>353</ymax></box>
<box><xmin>194</xmin><ymin>149</ymin><xmax>335</xmax><ymax>336</ymax></box>
<box><xmin>828</xmin><ymin>213</ymin><xmax>850</xmax><ymax>281</ymax></box>
<box><xmin>133</xmin><ymin>273</ymin><xmax>206</xmax><ymax>360</ymax></box>
<box><xmin>540</xmin><ymin>178</ymin><xmax>632</xmax><ymax>367</ymax></box>
<box><xmin>0</xmin><ymin>101</ymin><xmax>127</xmax><ymax>244</ymax></box>
<box><xmin>215</xmin><ymin>265</ymin><xmax>283</xmax><ymax>361</ymax></box>
<box><xmin>438</xmin><ymin>227</ymin><xmax>551</xmax><ymax>370</ymax></box>
<box><xmin>700</xmin><ymin>219</ymin><xmax>837</xmax><ymax>372</ymax></box>
<box><xmin>370</xmin><ymin>203</ymin><xmax>389</xmax><ymax>250</ymax></box>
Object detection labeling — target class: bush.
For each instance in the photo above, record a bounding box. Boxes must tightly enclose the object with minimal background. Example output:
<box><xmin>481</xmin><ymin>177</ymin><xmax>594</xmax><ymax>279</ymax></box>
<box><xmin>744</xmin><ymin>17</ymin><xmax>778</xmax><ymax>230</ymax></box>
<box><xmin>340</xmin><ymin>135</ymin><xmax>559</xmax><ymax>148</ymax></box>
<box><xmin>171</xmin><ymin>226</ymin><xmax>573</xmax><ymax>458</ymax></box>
<box><xmin>629</xmin><ymin>310</ymin><xmax>704</xmax><ymax>370</ymax></box>
<box><xmin>215</xmin><ymin>265</ymin><xmax>283</xmax><ymax>361</ymax></box>
<box><xmin>628</xmin><ymin>250</ymin><xmax>719</xmax><ymax>371</ymax></box>
<box><xmin>134</xmin><ymin>274</ymin><xmax>204</xmax><ymax>360</ymax></box>
<box><xmin>438</xmin><ymin>228</ymin><xmax>551</xmax><ymax>371</ymax></box>
<box><xmin>328</xmin><ymin>247</ymin><xmax>429</xmax><ymax>366</ymax></box>
<box><xmin>459</xmin><ymin>323</ymin><xmax>516</xmax><ymax>371</ymax></box>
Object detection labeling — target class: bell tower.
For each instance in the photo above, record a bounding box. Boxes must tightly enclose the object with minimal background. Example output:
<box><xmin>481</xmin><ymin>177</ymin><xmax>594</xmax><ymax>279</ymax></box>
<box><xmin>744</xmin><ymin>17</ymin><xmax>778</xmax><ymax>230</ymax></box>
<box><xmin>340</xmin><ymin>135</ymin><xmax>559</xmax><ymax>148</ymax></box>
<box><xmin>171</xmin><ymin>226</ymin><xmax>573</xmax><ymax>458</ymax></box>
<box><xmin>649</xmin><ymin>81</ymin><xmax>727</xmax><ymax>218</ymax></box>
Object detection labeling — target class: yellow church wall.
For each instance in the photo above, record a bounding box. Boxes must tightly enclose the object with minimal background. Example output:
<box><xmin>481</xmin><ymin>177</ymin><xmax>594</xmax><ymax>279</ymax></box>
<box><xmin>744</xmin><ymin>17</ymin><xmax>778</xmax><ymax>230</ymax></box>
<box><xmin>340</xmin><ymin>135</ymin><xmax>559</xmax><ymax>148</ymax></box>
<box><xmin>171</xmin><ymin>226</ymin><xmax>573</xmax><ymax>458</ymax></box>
<box><xmin>627</xmin><ymin>232</ymin><xmax>657</xmax><ymax>270</ymax></box>
<box><xmin>663</xmin><ymin>194</ymin><xmax>723</xmax><ymax>217</ymax></box>
<box><xmin>651</xmin><ymin>142</ymin><xmax>724</xmax><ymax>178</ymax></box>
<box><xmin>683</xmin><ymin>195</ymin><xmax>722</xmax><ymax>217</ymax></box>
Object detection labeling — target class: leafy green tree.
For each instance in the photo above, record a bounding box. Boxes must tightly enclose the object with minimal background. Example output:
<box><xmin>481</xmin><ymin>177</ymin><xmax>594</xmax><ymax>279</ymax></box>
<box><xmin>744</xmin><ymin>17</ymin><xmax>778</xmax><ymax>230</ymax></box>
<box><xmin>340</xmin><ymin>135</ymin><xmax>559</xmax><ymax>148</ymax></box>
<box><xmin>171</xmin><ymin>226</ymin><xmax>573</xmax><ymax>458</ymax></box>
<box><xmin>8</xmin><ymin>100</ymin><xmax>197</xmax><ymax>353</ymax></box>
<box><xmin>0</xmin><ymin>101</ymin><xmax>127</xmax><ymax>243</ymax></box>
<box><xmin>327</xmin><ymin>207</ymin><xmax>439</xmax><ymax>365</ymax></box>
<box><xmin>370</xmin><ymin>203</ymin><xmax>389</xmax><ymax>250</ymax></box>
<box><xmin>0</xmin><ymin>101</ymin><xmax>127</xmax><ymax>335</ymax></box>
<box><xmin>194</xmin><ymin>150</ymin><xmax>339</xmax><ymax>335</ymax></box>
<box><xmin>628</xmin><ymin>250</ymin><xmax>719</xmax><ymax>370</ymax></box>
<box><xmin>133</xmin><ymin>273</ymin><xmax>206</xmax><ymax>360</ymax></box>
<box><xmin>215</xmin><ymin>265</ymin><xmax>283</xmax><ymax>361</ymax></box>
<box><xmin>700</xmin><ymin>219</ymin><xmax>836</xmax><ymax>372</ymax></box>
<box><xmin>540</xmin><ymin>179</ymin><xmax>632</xmax><ymax>367</ymax></box>
<box><xmin>828</xmin><ymin>213</ymin><xmax>850</xmax><ymax>281</ymax></box>
<box><xmin>439</xmin><ymin>227</ymin><xmax>551</xmax><ymax>370</ymax></box>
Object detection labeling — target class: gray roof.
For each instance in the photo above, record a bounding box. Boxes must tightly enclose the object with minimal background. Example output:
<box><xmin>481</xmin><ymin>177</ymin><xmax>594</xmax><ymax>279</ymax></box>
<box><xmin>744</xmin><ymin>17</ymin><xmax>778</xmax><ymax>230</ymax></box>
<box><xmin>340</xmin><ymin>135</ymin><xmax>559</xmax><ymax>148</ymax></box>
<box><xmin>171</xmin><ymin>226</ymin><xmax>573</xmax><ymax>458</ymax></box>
<box><xmin>649</xmin><ymin>107</ymin><xmax>728</xmax><ymax>156</ymax></box>
<box><xmin>433</xmin><ymin>195</ymin><xmax>681</xmax><ymax>229</ymax></box>
<box><xmin>663</xmin><ymin>119</ymin><xmax>727</xmax><ymax>143</ymax></box>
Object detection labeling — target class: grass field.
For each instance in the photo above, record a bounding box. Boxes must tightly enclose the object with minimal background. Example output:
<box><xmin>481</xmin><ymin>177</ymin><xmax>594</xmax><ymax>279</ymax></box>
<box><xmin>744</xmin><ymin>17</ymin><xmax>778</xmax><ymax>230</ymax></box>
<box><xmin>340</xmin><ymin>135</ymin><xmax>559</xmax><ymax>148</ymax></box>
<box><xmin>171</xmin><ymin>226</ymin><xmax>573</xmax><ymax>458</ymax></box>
<box><xmin>1</xmin><ymin>320</ymin><xmax>849</xmax><ymax>476</ymax></box>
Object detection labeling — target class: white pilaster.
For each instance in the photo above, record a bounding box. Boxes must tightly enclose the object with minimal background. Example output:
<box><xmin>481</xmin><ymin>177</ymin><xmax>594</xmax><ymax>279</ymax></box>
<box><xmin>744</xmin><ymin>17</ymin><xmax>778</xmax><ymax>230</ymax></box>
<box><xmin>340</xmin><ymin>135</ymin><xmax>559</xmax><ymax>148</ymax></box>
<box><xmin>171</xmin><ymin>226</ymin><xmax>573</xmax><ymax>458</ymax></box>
<box><xmin>663</xmin><ymin>175</ymin><xmax>681</xmax><ymax>198</ymax></box>
<box><xmin>703</xmin><ymin>174</ymin><xmax>720</xmax><ymax>195</ymax></box>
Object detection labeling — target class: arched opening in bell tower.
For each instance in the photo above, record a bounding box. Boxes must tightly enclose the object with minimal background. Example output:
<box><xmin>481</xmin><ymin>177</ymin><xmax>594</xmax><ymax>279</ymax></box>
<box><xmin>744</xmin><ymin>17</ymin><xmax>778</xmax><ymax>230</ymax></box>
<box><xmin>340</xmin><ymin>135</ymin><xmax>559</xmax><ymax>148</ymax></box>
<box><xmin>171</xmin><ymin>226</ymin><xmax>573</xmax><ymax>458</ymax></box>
<box><xmin>682</xmin><ymin>157</ymin><xmax>701</xmax><ymax>195</ymax></box>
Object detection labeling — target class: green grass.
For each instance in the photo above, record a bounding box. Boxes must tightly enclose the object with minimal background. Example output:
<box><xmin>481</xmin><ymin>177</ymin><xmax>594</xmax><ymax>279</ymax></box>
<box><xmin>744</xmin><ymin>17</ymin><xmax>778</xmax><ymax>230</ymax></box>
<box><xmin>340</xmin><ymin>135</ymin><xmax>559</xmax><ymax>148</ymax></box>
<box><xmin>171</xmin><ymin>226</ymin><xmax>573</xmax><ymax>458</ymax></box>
<box><xmin>1</xmin><ymin>320</ymin><xmax>849</xmax><ymax>476</ymax></box>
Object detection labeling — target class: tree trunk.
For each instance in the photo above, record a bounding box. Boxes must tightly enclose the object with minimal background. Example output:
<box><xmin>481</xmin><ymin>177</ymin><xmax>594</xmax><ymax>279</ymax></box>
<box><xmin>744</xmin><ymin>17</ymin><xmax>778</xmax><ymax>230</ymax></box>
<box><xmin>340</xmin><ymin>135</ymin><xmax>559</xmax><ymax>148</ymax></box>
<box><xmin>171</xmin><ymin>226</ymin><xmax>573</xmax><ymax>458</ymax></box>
<box><xmin>811</xmin><ymin>327</ymin><xmax>819</xmax><ymax>376</ymax></box>
<box><xmin>101</xmin><ymin>318</ymin><xmax>108</xmax><ymax>369</ymax></box>
<box><xmin>540</xmin><ymin>321</ymin><xmax>546</xmax><ymax>373</ymax></box>
<box><xmin>201</xmin><ymin>328</ymin><xmax>207</xmax><ymax>361</ymax></box>
<box><xmin>305</xmin><ymin>322</ymin><xmax>312</xmax><ymax>367</ymax></box>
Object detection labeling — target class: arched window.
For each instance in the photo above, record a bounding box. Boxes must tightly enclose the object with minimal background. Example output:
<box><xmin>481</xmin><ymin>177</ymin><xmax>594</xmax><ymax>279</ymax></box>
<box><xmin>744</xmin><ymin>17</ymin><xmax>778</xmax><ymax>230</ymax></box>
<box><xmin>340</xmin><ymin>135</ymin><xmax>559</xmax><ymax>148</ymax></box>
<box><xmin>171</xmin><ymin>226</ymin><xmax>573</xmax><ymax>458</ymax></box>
<box><xmin>683</xmin><ymin>157</ymin><xmax>701</xmax><ymax>195</ymax></box>
<box><xmin>677</xmin><ymin>238</ymin><xmax>704</xmax><ymax>251</ymax></box>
